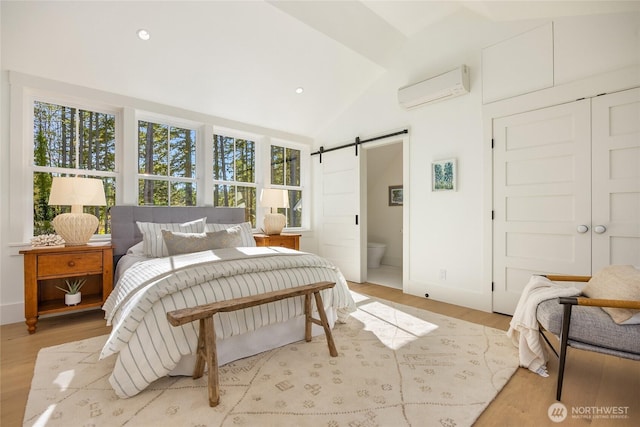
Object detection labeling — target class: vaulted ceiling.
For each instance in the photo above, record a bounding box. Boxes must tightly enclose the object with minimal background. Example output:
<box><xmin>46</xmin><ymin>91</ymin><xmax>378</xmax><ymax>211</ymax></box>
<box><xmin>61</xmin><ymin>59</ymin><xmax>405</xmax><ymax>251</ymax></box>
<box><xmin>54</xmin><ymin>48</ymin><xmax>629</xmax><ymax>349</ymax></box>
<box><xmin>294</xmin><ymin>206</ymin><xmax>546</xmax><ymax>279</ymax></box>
<box><xmin>2</xmin><ymin>1</ymin><xmax>638</xmax><ymax>138</ymax></box>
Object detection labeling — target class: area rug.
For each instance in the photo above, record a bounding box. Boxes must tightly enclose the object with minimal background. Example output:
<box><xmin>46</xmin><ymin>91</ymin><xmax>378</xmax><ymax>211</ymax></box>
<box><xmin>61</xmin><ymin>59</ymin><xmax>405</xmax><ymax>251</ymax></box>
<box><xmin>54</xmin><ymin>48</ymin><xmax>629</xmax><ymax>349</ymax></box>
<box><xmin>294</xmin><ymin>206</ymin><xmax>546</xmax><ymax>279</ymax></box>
<box><xmin>23</xmin><ymin>292</ymin><xmax>518</xmax><ymax>427</ymax></box>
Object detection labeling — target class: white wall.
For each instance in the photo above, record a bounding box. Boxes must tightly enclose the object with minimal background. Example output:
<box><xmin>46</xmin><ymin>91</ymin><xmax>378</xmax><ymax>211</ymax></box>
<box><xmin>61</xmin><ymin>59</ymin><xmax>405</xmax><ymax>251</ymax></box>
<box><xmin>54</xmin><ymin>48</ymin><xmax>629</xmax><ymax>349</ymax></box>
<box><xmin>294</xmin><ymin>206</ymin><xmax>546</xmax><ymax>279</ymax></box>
<box><xmin>366</xmin><ymin>143</ymin><xmax>402</xmax><ymax>267</ymax></box>
<box><xmin>313</xmin><ymin>11</ymin><xmax>640</xmax><ymax>311</ymax></box>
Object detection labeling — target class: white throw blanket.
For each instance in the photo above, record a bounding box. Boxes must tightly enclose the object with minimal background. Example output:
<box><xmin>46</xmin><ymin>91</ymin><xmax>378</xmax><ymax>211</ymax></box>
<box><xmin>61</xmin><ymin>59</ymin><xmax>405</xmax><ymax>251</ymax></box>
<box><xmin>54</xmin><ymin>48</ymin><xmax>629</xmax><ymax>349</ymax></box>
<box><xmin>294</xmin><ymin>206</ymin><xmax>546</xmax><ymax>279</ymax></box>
<box><xmin>507</xmin><ymin>275</ymin><xmax>579</xmax><ymax>375</ymax></box>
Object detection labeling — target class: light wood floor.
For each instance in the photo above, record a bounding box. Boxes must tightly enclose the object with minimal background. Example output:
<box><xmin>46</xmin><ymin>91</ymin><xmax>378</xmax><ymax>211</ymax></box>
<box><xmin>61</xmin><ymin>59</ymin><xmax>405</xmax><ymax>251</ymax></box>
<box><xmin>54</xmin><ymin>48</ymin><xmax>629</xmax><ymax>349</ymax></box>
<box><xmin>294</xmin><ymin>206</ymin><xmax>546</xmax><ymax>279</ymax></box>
<box><xmin>2</xmin><ymin>282</ymin><xmax>638</xmax><ymax>426</ymax></box>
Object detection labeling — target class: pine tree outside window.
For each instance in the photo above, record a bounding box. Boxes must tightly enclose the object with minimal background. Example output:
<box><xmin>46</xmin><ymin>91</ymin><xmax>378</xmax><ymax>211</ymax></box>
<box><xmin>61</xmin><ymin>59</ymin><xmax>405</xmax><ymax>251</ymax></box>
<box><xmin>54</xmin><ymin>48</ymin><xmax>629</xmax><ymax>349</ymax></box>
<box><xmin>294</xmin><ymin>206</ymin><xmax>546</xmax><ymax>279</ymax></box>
<box><xmin>138</xmin><ymin>120</ymin><xmax>197</xmax><ymax>206</ymax></box>
<box><xmin>270</xmin><ymin>145</ymin><xmax>302</xmax><ymax>228</ymax></box>
<box><xmin>213</xmin><ymin>134</ymin><xmax>256</xmax><ymax>226</ymax></box>
<box><xmin>32</xmin><ymin>101</ymin><xmax>116</xmax><ymax>236</ymax></box>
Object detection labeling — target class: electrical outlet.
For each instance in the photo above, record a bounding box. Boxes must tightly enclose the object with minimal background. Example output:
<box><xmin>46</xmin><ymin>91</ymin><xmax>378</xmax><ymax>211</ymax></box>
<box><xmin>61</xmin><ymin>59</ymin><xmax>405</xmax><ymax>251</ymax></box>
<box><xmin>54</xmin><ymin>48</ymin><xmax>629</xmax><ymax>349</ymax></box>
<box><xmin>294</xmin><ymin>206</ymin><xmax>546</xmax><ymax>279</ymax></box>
<box><xmin>439</xmin><ymin>269</ymin><xmax>447</xmax><ymax>280</ymax></box>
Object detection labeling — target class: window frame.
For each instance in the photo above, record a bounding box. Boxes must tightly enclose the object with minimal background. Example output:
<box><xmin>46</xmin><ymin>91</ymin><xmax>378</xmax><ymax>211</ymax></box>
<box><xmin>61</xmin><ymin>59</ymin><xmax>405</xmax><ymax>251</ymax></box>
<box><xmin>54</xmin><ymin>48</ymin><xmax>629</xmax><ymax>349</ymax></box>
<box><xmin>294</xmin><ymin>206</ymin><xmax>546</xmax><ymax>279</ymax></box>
<box><xmin>9</xmin><ymin>73</ymin><xmax>311</xmax><ymax>245</ymax></box>
<box><xmin>265</xmin><ymin>138</ymin><xmax>309</xmax><ymax>231</ymax></box>
<box><xmin>135</xmin><ymin>112</ymin><xmax>202</xmax><ymax>207</ymax></box>
<box><xmin>28</xmin><ymin>93</ymin><xmax>121</xmax><ymax>240</ymax></box>
<box><xmin>212</xmin><ymin>127</ymin><xmax>261</xmax><ymax>226</ymax></box>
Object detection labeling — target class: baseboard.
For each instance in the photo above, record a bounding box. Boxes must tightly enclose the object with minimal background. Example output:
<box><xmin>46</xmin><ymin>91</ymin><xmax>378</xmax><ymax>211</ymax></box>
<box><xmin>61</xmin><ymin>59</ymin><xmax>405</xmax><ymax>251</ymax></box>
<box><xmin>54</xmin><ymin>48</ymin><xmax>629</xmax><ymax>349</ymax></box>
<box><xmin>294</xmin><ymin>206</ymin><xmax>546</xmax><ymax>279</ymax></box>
<box><xmin>381</xmin><ymin>256</ymin><xmax>402</xmax><ymax>268</ymax></box>
<box><xmin>0</xmin><ymin>301</ymin><xmax>24</xmax><ymax>325</ymax></box>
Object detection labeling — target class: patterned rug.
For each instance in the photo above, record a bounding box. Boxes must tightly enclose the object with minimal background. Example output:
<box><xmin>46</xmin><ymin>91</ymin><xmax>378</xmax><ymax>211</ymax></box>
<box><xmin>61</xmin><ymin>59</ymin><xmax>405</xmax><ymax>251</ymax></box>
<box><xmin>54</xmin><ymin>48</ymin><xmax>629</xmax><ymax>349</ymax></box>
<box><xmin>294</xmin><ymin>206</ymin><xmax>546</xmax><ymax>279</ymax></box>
<box><xmin>23</xmin><ymin>292</ymin><xmax>518</xmax><ymax>426</ymax></box>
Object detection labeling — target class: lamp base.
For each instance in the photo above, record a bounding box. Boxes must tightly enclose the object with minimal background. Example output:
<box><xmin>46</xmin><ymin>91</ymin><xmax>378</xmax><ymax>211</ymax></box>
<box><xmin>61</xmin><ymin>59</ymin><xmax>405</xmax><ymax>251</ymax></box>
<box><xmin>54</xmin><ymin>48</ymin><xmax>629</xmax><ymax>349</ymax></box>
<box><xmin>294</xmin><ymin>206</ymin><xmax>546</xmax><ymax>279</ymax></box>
<box><xmin>263</xmin><ymin>213</ymin><xmax>286</xmax><ymax>235</ymax></box>
<box><xmin>52</xmin><ymin>213</ymin><xmax>99</xmax><ymax>245</ymax></box>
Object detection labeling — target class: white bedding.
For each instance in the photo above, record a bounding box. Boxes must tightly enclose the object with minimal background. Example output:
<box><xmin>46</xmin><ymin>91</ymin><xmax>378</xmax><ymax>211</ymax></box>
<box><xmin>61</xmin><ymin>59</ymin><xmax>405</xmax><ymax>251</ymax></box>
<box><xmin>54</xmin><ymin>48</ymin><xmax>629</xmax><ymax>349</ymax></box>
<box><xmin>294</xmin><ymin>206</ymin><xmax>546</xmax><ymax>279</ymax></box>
<box><xmin>101</xmin><ymin>246</ymin><xmax>356</xmax><ymax>398</ymax></box>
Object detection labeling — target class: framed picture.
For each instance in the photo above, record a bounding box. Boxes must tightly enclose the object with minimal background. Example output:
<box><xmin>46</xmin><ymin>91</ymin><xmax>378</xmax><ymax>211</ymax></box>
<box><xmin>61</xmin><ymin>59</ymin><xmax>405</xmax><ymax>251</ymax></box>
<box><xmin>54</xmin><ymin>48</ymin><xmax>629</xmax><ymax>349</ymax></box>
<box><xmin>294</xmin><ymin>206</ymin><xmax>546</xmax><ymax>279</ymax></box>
<box><xmin>388</xmin><ymin>185</ymin><xmax>403</xmax><ymax>206</ymax></box>
<box><xmin>432</xmin><ymin>158</ymin><xmax>457</xmax><ymax>191</ymax></box>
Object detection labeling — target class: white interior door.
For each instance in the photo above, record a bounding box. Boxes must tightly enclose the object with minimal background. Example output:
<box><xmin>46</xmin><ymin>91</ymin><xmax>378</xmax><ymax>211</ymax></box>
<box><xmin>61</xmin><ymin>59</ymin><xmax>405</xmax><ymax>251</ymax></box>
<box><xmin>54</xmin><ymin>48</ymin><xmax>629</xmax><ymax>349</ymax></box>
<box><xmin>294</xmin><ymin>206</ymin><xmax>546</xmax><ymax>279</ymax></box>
<box><xmin>493</xmin><ymin>100</ymin><xmax>591</xmax><ymax>315</ymax></box>
<box><xmin>318</xmin><ymin>149</ymin><xmax>362</xmax><ymax>282</ymax></box>
<box><xmin>591</xmin><ymin>88</ymin><xmax>640</xmax><ymax>270</ymax></box>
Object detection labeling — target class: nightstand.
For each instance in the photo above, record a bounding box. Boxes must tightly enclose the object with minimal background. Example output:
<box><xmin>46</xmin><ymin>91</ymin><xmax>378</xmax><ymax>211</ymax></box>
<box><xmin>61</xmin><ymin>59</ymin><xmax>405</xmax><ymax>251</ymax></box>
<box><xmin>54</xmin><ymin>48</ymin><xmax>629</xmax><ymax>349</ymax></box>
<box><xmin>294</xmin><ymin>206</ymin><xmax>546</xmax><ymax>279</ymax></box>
<box><xmin>19</xmin><ymin>243</ymin><xmax>114</xmax><ymax>334</ymax></box>
<box><xmin>253</xmin><ymin>233</ymin><xmax>301</xmax><ymax>250</ymax></box>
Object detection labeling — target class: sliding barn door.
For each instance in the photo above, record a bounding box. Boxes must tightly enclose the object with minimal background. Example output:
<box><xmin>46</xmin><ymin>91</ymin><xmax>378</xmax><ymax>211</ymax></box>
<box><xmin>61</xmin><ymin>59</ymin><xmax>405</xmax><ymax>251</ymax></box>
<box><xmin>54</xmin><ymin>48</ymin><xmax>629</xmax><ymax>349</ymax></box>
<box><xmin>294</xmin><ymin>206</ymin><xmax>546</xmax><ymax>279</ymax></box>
<box><xmin>317</xmin><ymin>149</ymin><xmax>363</xmax><ymax>282</ymax></box>
<box><xmin>492</xmin><ymin>100</ymin><xmax>591</xmax><ymax>315</ymax></box>
<box><xmin>591</xmin><ymin>88</ymin><xmax>640</xmax><ymax>270</ymax></box>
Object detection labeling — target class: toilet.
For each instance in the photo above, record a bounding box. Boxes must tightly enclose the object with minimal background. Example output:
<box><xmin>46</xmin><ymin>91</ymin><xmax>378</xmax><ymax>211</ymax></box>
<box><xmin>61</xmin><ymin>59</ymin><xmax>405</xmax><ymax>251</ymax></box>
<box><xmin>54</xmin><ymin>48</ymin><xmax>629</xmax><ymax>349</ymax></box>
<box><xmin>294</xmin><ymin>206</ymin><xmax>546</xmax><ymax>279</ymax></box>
<box><xmin>367</xmin><ymin>242</ymin><xmax>386</xmax><ymax>269</ymax></box>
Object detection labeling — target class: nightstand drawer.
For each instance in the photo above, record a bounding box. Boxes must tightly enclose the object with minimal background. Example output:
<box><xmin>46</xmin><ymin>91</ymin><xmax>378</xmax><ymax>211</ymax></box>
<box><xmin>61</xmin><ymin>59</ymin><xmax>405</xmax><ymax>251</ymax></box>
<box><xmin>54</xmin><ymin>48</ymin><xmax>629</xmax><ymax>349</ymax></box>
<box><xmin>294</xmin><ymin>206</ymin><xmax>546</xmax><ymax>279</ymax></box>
<box><xmin>37</xmin><ymin>252</ymin><xmax>103</xmax><ymax>278</ymax></box>
<box><xmin>253</xmin><ymin>233</ymin><xmax>300</xmax><ymax>250</ymax></box>
<box><xmin>266</xmin><ymin>236</ymin><xmax>291</xmax><ymax>247</ymax></box>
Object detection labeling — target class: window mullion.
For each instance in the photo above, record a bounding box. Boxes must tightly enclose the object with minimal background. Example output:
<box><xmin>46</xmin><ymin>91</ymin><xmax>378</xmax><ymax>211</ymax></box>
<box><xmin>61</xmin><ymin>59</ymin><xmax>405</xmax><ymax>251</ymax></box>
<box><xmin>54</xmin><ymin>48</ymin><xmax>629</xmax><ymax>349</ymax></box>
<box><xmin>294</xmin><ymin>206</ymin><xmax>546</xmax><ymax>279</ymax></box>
<box><xmin>166</xmin><ymin>125</ymin><xmax>171</xmax><ymax>205</ymax></box>
<box><xmin>166</xmin><ymin>125</ymin><xmax>172</xmax><ymax>178</ymax></box>
<box><xmin>200</xmin><ymin>124</ymin><xmax>213</xmax><ymax>206</ymax></box>
<box><xmin>283</xmin><ymin>148</ymin><xmax>288</xmax><ymax>186</ymax></box>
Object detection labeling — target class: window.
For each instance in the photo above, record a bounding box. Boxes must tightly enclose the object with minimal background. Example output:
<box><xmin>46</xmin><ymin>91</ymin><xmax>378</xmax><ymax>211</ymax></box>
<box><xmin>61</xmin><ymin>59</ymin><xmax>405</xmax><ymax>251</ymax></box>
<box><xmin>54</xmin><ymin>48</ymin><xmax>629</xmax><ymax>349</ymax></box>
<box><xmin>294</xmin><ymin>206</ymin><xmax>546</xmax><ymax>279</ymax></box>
<box><xmin>213</xmin><ymin>134</ymin><xmax>256</xmax><ymax>226</ymax></box>
<box><xmin>138</xmin><ymin>120</ymin><xmax>196</xmax><ymax>206</ymax></box>
<box><xmin>32</xmin><ymin>101</ymin><xmax>116</xmax><ymax>235</ymax></box>
<box><xmin>271</xmin><ymin>145</ymin><xmax>302</xmax><ymax>227</ymax></box>
<box><xmin>22</xmin><ymin>75</ymin><xmax>310</xmax><ymax>242</ymax></box>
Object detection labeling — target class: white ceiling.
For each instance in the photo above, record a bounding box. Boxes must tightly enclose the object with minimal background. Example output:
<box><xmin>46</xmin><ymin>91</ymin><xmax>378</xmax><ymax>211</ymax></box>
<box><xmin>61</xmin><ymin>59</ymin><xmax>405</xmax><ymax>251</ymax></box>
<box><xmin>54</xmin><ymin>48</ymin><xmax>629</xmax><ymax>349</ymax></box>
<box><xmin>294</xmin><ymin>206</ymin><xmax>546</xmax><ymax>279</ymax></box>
<box><xmin>2</xmin><ymin>1</ymin><xmax>638</xmax><ymax>138</ymax></box>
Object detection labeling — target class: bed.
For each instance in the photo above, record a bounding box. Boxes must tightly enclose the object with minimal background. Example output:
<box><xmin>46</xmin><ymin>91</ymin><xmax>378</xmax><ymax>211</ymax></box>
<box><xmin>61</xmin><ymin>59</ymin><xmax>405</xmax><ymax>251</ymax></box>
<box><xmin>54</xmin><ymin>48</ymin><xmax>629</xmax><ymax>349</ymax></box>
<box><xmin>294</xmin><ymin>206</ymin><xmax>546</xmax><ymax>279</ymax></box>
<box><xmin>100</xmin><ymin>206</ymin><xmax>356</xmax><ymax>399</ymax></box>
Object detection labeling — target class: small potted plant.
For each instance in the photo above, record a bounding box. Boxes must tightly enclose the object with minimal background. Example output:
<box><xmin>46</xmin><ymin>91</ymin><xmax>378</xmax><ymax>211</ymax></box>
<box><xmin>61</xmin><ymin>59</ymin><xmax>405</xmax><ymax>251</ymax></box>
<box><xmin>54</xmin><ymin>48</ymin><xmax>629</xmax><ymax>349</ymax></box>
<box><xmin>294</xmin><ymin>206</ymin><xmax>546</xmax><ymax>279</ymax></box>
<box><xmin>56</xmin><ymin>278</ymin><xmax>86</xmax><ymax>306</ymax></box>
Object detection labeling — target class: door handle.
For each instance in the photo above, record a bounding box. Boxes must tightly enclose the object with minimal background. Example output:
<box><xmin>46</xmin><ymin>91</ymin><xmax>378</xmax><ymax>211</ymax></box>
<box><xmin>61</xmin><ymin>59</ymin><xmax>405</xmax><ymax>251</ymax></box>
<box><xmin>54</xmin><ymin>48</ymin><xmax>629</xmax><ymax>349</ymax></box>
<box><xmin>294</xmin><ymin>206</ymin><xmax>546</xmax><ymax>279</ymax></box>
<box><xmin>594</xmin><ymin>225</ymin><xmax>607</xmax><ymax>234</ymax></box>
<box><xmin>576</xmin><ymin>225</ymin><xmax>589</xmax><ymax>233</ymax></box>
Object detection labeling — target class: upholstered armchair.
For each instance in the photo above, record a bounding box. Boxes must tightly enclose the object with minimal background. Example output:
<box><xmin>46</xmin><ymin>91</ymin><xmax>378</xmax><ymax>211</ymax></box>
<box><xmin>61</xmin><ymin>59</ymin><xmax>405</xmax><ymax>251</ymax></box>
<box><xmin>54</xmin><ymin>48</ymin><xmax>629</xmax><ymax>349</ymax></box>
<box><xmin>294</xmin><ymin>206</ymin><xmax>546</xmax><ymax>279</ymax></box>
<box><xmin>536</xmin><ymin>267</ymin><xmax>640</xmax><ymax>401</ymax></box>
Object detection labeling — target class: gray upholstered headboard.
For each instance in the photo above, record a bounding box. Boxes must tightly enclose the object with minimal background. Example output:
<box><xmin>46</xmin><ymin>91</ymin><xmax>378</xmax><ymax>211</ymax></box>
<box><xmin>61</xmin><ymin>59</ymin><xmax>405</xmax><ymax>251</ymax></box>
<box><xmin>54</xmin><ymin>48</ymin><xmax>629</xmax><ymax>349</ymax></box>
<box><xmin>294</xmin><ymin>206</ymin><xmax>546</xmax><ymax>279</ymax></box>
<box><xmin>109</xmin><ymin>206</ymin><xmax>246</xmax><ymax>258</ymax></box>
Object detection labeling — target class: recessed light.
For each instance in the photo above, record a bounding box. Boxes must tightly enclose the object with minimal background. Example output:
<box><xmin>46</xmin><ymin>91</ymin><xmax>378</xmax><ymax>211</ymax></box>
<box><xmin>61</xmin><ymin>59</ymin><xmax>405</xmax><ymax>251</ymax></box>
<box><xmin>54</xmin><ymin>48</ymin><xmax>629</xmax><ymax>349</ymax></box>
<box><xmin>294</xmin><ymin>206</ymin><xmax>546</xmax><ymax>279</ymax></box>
<box><xmin>295</xmin><ymin>87</ymin><xmax>304</xmax><ymax>94</ymax></box>
<box><xmin>137</xmin><ymin>29</ymin><xmax>150</xmax><ymax>41</ymax></box>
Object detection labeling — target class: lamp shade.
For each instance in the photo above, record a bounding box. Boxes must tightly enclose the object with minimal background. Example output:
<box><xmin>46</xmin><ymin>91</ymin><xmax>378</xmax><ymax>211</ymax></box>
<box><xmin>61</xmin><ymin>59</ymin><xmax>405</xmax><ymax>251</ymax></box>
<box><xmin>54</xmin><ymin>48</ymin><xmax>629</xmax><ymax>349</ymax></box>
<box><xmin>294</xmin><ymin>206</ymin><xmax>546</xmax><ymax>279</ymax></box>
<box><xmin>259</xmin><ymin>188</ymin><xmax>289</xmax><ymax>209</ymax></box>
<box><xmin>48</xmin><ymin>177</ymin><xmax>106</xmax><ymax>245</ymax></box>
<box><xmin>49</xmin><ymin>177</ymin><xmax>106</xmax><ymax>213</ymax></box>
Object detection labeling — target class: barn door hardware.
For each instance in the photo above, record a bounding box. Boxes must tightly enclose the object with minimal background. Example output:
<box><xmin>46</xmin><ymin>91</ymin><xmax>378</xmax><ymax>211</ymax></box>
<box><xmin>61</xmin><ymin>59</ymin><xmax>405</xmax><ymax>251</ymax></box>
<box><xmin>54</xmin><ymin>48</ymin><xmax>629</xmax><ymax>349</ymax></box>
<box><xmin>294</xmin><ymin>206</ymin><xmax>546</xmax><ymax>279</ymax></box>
<box><xmin>311</xmin><ymin>129</ymin><xmax>408</xmax><ymax>164</ymax></box>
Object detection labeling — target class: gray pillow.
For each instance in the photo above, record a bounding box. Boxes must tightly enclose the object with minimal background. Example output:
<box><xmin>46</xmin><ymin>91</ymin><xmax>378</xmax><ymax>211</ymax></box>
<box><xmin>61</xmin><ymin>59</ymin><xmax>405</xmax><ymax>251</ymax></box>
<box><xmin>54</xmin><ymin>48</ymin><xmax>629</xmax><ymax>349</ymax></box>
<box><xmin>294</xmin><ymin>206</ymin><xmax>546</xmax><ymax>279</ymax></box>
<box><xmin>205</xmin><ymin>222</ymin><xmax>256</xmax><ymax>247</ymax></box>
<box><xmin>136</xmin><ymin>218</ymin><xmax>206</xmax><ymax>257</ymax></box>
<box><xmin>162</xmin><ymin>228</ymin><xmax>243</xmax><ymax>256</ymax></box>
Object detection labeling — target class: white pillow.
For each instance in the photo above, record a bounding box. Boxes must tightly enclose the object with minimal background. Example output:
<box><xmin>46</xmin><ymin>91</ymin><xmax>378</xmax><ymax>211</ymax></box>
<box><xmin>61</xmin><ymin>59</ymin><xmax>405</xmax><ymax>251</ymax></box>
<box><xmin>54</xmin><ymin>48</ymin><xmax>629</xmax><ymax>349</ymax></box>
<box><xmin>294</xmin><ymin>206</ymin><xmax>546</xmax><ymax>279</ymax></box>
<box><xmin>136</xmin><ymin>218</ymin><xmax>206</xmax><ymax>257</ymax></box>
<box><xmin>126</xmin><ymin>241</ymin><xmax>144</xmax><ymax>255</ymax></box>
<box><xmin>205</xmin><ymin>222</ymin><xmax>255</xmax><ymax>247</ymax></box>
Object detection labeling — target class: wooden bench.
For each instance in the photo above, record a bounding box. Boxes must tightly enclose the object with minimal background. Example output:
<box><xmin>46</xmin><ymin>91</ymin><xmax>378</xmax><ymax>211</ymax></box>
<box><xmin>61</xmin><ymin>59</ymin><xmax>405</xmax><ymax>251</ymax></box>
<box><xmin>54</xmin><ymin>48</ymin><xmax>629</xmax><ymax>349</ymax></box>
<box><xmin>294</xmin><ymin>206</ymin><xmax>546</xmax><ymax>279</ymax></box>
<box><xmin>166</xmin><ymin>281</ymin><xmax>338</xmax><ymax>407</ymax></box>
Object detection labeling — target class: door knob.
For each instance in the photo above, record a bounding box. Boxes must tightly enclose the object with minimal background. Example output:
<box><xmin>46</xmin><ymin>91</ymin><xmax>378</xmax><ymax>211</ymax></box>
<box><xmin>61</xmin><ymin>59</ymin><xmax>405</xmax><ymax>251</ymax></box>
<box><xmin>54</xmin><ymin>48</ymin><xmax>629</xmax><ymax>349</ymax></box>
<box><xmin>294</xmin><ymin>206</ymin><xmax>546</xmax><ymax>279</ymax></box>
<box><xmin>594</xmin><ymin>225</ymin><xmax>607</xmax><ymax>234</ymax></box>
<box><xmin>576</xmin><ymin>225</ymin><xmax>589</xmax><ymax>233</ymax></box>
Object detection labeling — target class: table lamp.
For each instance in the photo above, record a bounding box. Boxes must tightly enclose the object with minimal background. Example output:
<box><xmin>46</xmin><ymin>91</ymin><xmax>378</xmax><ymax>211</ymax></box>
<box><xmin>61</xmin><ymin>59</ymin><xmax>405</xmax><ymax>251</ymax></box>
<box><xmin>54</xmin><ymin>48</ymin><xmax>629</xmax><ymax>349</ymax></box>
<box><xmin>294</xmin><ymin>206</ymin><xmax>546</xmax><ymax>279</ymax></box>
<box><xmin>260</xmin><ymin>188</ymin><xmax>289</xmax><ymax>235</ymax></box>
<box><xmin>48</xmin><ymin>177</ymin><xmax>106</xmax><ymax>245</ymax></box>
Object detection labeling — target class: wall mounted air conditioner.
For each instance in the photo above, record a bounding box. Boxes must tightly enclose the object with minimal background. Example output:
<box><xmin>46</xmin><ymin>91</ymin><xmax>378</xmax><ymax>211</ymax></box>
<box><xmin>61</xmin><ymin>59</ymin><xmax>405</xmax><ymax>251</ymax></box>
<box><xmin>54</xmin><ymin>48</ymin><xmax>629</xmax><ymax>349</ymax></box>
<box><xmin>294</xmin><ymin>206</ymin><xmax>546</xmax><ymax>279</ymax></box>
<box><xmin>398</xmin><ymin>65</ymin><xmax>470</xmax><ymax>109</ymax></box>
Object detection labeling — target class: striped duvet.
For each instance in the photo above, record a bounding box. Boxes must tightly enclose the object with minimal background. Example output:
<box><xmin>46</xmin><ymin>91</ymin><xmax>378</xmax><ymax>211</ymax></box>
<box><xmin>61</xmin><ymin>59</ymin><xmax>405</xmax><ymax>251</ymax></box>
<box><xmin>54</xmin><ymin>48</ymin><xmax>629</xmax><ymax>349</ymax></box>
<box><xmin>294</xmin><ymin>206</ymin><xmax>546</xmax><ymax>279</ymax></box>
<box><xmin>100</xmin><ymin>246</ymin><xmax>356</xmax><ymax>398</ymax></box>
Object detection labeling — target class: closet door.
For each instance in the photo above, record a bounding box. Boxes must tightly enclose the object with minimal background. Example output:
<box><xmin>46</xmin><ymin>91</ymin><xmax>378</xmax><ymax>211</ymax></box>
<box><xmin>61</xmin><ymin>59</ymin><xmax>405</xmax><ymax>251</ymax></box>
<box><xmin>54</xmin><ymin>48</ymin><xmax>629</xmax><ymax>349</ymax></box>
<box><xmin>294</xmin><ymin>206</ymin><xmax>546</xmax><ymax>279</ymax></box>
<box><xmin>492</xmin><ymin>100</ymin><xmax>591</xmax><ymax>315</ymax></box>
<box><xmin>591</xmin><ymin>88</ymin><xmax>640</xmax><ymax>270</ymax></box>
